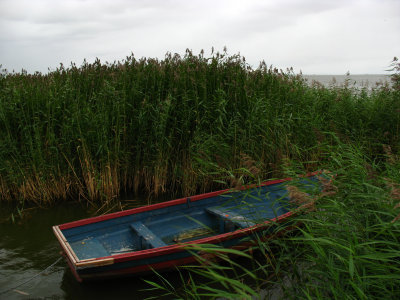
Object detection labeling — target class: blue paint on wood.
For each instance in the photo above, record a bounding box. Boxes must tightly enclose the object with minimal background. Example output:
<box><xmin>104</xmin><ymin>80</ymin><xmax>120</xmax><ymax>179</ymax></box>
<box><xmin>206</xmin><ymin>206</ymin><xmax>256</xmax><ymax>228</ymax></box>
<box><xmin>57</xmin><ymin>175</ymin><xmax>322</xmax><ymax>279</ymax></box>
<box><xmin>130</xmin><ymin>222</ymin><xmax>167</xmax><ymax>249</ymax></box>
<box><xmin>70</xmin><ymin>238</ymin><xmax>109</xmax><ymax>260</ymax></box>
<box><xmin>62</xmin><ymin>181</ymin><xmax>297</xmax><ymax>259</ymax></box>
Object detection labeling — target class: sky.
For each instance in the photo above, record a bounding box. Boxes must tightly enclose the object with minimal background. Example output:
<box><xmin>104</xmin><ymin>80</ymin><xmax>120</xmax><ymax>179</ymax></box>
<box><xmin>0</xmin><ymin>0</ymin><xmax>399</xmax><ymax>75</ymax></box>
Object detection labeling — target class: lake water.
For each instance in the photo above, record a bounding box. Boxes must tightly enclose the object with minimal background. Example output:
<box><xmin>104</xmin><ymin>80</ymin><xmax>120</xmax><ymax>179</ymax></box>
<box><xmin>302</xmin><ymin>74</ymin><xmax>391</xmax><ymax>89</ymax></box>
<box><xmin>0</xmin><ymin>200</ymin><xmax>276</xmax><ymax>299</ymax></box>
<box><xmin>0</xmin><ymin>201</ymin><xmax>178</xmax><ymax>300</ymax></box>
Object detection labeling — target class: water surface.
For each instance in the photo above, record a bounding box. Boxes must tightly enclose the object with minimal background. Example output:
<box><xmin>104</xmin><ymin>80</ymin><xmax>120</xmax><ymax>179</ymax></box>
<box><xmin>303</xmin><ymin>74</ymin><xmax>391</xmax><ymax>89</ymax></box>
<box><xmin>0</xmin><ymin>201</ymin><xmax>178</xmax><ymax>300</ymax></box>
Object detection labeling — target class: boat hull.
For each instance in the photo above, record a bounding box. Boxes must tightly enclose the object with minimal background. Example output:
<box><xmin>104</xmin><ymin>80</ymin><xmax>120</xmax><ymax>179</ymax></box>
<box><xmin>53</xmin><ymin>172</ymin><xmax>322</xmax><ymax>281</ymax></box>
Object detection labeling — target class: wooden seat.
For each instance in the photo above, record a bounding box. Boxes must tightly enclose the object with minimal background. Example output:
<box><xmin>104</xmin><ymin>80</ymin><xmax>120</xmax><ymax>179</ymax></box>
<box><xmin>206</xmin><ymin>206</ymin><xmax>255</xmax><ymax>229</ymax></box>
<box><xmin>130</xmin><ymin>222</ymin><xmax>167</xmax><ymax>249</ymax></box>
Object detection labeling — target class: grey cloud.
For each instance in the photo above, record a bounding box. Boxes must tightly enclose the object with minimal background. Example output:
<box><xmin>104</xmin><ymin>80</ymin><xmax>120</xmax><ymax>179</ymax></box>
<box><xmin>215</xmin><ymin>0</ymin><xmax>350</xmax><ymax>40</ymax></box>
<box><xmin>0</xmin><ymin>0</ymin><xmax>399</xmax><ymax>74</ymax></box>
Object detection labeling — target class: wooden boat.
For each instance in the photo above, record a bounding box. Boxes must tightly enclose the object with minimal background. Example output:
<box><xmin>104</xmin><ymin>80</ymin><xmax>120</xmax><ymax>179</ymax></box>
<box><xmin>53</xmin><ymin>172</ymin><xmax>322</xmax><ymax>282</ymax></box>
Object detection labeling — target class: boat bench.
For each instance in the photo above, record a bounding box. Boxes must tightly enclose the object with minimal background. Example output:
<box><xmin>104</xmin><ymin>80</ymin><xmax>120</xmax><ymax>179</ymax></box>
<box><xmin>130</xmin><ymin>222</ymin><xmax>167</xmax><ymax>249</ymax></box>
<box><xmin>205</xmin><ymin>207</ymin><xmax>256</xmax><ymax>231</ymax></box>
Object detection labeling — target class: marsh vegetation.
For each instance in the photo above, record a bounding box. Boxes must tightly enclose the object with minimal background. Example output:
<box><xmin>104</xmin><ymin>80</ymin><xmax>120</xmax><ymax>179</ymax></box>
<box><xmin>0</xmin><ymin>51</ymin><xmax>398</xmax><ymax>205</ymax></box>
<box><xmin>1</xmin><ymin>51</ymin><xmax>399</xmax><ymax>299</ymax></box>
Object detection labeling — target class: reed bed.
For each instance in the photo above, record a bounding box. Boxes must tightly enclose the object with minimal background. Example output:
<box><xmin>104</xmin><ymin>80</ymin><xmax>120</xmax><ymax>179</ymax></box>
<box><xmin>1</xmin><ymin>52</ymin><xmax>399</xmax><ymax>298</ymax></box>
<box><xmin>145</xmin><ymin>141</ymin><xmax>400</xmax><ymax>299</ymax></box>
<box><xmin>0</xmin><ymin>51</ymin><xmax>399</xmax><ymax>206</ymax></box>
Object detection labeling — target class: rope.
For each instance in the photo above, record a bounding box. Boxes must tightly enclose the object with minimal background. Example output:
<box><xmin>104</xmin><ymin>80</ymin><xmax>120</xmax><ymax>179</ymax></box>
<box><xmin>0</xmin><ymin>256</ymin><xmax>63</xmax><ymax>296</ymax></box>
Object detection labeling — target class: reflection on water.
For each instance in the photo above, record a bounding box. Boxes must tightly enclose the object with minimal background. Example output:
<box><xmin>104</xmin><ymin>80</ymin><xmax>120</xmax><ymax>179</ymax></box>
<box><xmin>0</xmin><ymin>201</ymin><xmax>174</xmax><ymax>300</ymax></box>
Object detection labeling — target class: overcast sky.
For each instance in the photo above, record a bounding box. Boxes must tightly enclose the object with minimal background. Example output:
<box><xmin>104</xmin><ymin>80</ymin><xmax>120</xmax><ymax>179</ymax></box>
<box><xmin>0</xmin><ymin>0</ymin><xmax>399</xmax><ymax>75</ymax></box>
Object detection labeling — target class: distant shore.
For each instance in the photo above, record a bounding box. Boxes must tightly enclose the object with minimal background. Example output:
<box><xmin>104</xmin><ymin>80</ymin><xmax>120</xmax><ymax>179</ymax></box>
<box><xmin>302</xmin><ymin>74</ymin><xmax>391</xmax><ymax>89</ymax></box>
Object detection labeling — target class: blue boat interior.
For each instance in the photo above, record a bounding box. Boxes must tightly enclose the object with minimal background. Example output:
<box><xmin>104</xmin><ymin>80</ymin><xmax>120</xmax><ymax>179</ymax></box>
<box><xmin>62</xmin><ymin>177</ymin><xmax>319</xmax><ymax>260</ymax></box>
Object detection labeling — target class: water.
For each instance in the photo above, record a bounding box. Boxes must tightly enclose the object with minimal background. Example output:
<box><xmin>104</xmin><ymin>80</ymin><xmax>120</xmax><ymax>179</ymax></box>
<box><xmin>0</xmin><ymin>201</ymin><xmax>178</xmax><ymax>300</ymax></box>
<box><xmin>302</xmin><ymin>74</ymin><xmax>391</xmax><ymax>90</ymax></box>
<box><xmin>0</xmin><ymin>196</ymin><xmax>305</xmax><ymax>299</ymax></box>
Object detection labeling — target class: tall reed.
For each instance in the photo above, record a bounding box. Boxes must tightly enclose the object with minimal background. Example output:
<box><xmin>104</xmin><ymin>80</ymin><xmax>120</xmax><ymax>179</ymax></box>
<box><xmin>0</xmin><ymin>51</ymin><xmax>399</xmax><ymax>204</ymax></box>
<box><xmin>144</xmin><ymin>139</ymin><xmax>400</xmax><ymax>299</ymax></box>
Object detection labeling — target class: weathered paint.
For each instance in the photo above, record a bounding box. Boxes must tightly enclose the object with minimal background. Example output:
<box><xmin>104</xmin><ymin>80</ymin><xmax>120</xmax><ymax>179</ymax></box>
<box><xmin>53</xmin><ymin>171</ymin><xmax>322</xmax><ymax>281</ymax></box>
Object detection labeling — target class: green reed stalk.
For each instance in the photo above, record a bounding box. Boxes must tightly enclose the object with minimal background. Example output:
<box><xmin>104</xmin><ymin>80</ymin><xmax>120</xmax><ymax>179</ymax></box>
<box><xmin>144</xmin><ymin>139</ymin><xmax>400</xmax><ymax>299</ymax></box>
<box><xmin>0</xmin><ymin>51</ymin><xmax>399</xmax><ymax>204</ymax></box>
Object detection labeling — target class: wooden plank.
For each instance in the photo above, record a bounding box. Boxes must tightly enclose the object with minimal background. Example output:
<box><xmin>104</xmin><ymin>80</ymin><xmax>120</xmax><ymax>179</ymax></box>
<box><xmin>130</xmin><ymin>222</ymin><xmax>167</xmax><ymax>248</ymax></box>
<box><xmin>76</xmin><ymin>257</ymin><xmax>114</xmax><ymax>268</ymax></box>
<box><xmin>206</xmin><ymin>207</ymin><xmax>256</xmax><ymax>228</ymax></box>
<box><xmin>55</xmin><ymin>226</ymin><xmax>80</xmax><ymax>263</ymax></box>
<box><xmin>53</xmin><ymin>226</ymin><xmax>80</xmax><ymax>264</ymax></box>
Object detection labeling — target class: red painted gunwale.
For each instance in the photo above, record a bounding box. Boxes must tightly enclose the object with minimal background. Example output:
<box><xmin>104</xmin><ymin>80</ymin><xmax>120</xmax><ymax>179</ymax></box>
<box><xmin>56</xmin><ymin>171</ymin><xmax>321</xmax><ymax>270</ymax></box>
<box><xmin>77</xmin><ymin>223</ymin><xmax>301</xmax><ymax>281</ymax></box>
<box><xmin>108</xmin><ymin>209</ymin><xmax>294</xmax><ymax>264</ymax></box>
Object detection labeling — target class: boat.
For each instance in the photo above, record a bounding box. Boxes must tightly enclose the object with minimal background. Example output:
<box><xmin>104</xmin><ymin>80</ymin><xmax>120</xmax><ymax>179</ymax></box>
<box><xmin>53</xmin><ymin>172</ymin><xmax>322</xmax><ymax>282</ymax></box>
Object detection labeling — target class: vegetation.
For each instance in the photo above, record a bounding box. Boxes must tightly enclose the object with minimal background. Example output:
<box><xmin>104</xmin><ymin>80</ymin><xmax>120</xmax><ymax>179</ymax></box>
<box><xmin>0</xmin><ymin>50</ymin><xmax>398</xmax><ymax>206</ymax></box>
<box><xmin>1</xmin><ymin>50</ymin><xmax>399</xmax><ymax>298</ymax></box>
<box><xmin>145</xmin><ymin>141</ymin><xmax>400</xmax><ymax>299</ymax></box>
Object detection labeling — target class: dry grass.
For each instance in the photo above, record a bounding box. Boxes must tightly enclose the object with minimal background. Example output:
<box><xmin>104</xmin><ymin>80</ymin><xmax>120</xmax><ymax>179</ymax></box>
<box><xmin>240</xmin><ymin>153</ymin><xmax>261</xmax><ymax>178</ymax></box>
<box><xmin>229</xmin><ymin>153</ymin><xmax>261</xmax><ymax>189</ymax></box>
<box><xmin>14</xmin><ymin>175</ymin><xmax>72</xmax><ymax>205</ymax></box>
<box><xmin>384</xmin><ymin>178</ymin><xmax>400</xmax><ymax>223</ymax></box>
<box><xmin>383</xmin><ymin>144</ymin><xmax>398</xmax><ymax>165</ymax></box>
<box><xmin>318</xmin><ymin>173</ymin><xmax>338</xmax><ymax>198</ymax></box>
<box><xmin>287</xmin><ymin>172</ymin><xmax>337</xmax><ymax>212</ymax></box>
<box><xmin>381</xmin><ymin>144</ymin><xmax>400</xmax><ymax>223</ymax></box>
<box><xmin>287</xmin><ymin>185</ymin><xmax>316</xmax><ymax>212</ymax></box>
<box><xmin>0</xmin><ymin>51</ymin><xmax>399</xmax><ymax>205</ymax></box>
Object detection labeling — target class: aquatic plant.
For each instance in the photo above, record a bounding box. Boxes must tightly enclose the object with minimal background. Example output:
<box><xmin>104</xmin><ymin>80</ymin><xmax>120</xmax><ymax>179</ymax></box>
<box><xmin>0</xmin><ymin>51</ymin><xmax>399</xmax><ymax>205</ymax></box>
<box><xmin>145</xmin><ymin>139</ymin><xmax>400</xmax><ymax>299</ymax></box>
<box><xmin>388</xmin><ymin>56</ymin><xmax>400</xmax><ymax>90</ymax></box>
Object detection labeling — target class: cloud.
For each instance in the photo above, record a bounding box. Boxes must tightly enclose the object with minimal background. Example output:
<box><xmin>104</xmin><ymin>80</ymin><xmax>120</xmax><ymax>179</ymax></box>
<box><xmin>0</xmin><ymin>0</ymin><xmax>399</xmax><ymax>74</ymax></box>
